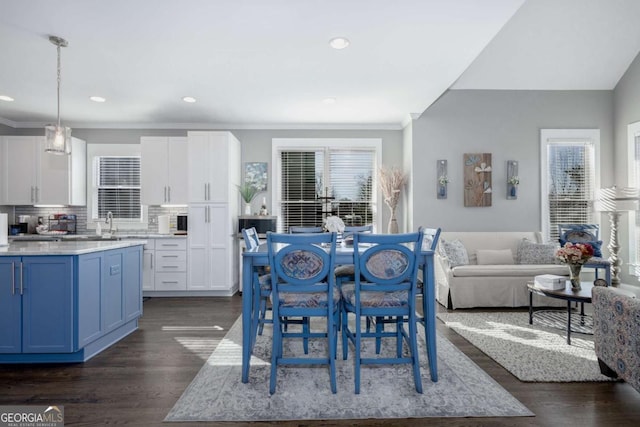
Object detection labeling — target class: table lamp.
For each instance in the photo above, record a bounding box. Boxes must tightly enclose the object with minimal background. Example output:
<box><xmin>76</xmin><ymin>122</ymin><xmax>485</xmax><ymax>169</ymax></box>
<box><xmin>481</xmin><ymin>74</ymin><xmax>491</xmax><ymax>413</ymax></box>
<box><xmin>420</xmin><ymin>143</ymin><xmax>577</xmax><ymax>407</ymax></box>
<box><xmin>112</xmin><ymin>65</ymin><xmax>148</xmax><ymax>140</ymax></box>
<box><xmin>594</xmin><ymin>186</ymin><xmax>640</xmax><ymax>286</ymax></box>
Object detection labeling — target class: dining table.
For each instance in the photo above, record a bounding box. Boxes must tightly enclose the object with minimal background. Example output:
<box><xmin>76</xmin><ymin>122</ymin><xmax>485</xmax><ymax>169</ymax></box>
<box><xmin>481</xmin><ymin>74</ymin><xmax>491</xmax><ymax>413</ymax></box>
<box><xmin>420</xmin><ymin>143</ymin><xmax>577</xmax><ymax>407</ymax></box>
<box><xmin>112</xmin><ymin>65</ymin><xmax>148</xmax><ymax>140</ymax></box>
<box><xmin>241</xmin><ymin>243</ymin><xmax>438</xmax><ymax>384</ymax></box>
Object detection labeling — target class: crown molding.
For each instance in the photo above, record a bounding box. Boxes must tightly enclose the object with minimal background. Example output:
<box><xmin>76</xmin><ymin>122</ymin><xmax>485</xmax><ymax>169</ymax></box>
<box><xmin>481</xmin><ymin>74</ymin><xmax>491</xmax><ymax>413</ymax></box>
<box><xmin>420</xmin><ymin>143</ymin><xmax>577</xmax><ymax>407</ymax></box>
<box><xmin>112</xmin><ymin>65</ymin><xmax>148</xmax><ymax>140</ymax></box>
<box><xmin>0</xmin><ymin>117</ymin><xmax>17</xmax><ymax>127</ymax></box>
<box><xmin>0</xmin><ymin>118</ymin><xmax>404</xmax><ymax>131</ymax></box>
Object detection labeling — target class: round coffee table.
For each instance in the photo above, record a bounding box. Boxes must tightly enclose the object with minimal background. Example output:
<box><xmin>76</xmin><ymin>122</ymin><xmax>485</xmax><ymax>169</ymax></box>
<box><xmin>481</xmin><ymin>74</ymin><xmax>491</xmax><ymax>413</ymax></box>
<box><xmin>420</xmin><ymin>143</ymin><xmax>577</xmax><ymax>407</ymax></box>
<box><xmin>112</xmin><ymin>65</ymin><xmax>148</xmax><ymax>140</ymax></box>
<box><xmin>527</xmin><ymin>281</ymin><xmax>594</xmax><ymax>345</ymax></box>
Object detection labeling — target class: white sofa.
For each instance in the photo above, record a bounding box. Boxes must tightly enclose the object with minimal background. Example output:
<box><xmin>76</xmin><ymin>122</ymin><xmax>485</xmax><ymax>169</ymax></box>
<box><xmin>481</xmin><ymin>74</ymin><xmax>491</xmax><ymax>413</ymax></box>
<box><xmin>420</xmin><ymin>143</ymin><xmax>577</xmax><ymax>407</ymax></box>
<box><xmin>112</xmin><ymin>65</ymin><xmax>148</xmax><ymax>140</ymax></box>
<box><xmin>435</xmin><ymin>231</ymin><xmax>570</xmax><ymax>309</ymax></box>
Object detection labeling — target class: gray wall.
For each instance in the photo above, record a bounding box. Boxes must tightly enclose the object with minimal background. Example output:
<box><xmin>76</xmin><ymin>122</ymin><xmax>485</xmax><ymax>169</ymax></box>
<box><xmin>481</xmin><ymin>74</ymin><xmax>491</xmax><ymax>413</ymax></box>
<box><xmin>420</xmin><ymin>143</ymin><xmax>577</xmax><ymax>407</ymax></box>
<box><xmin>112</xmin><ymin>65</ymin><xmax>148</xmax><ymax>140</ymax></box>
<box><xmin>410</xmin><ymin>89</ymin><xmax>614</xmax><ymax>234</ymax></box>
<box><xmin>613</xmin><ymin>51</ymin><xmax>640</xmax><ymax>285</ymax></box>
<box><xmin>233</xmin><ymin>129</ymin><xmax>404</xmax><ymax>232</ymax></box>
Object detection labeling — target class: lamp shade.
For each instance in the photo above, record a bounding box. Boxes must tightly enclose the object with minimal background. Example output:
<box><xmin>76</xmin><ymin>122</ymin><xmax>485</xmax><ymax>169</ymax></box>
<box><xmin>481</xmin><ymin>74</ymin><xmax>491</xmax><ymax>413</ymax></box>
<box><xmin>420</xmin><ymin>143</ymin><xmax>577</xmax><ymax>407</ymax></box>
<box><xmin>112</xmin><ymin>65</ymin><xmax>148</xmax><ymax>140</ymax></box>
<box><xmin>44</xmin><ymin>124</ymin><xmax>71</xmax><ymax>155</ymax></box>
<box><xmin>594</xmin><ymin>186</ymin><xmax>640</xmax><ymax>212</ymax></box>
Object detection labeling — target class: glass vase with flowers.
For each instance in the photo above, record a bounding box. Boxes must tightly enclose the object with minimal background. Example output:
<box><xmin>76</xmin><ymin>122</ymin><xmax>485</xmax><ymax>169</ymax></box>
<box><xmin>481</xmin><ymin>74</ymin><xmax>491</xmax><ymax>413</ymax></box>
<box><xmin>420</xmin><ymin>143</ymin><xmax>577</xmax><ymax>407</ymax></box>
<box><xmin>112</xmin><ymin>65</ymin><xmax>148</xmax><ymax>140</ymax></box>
<box><xmin>555</xmin><ymin>242</ymin><xmax>594</xmax><ymax>291</ymax></box>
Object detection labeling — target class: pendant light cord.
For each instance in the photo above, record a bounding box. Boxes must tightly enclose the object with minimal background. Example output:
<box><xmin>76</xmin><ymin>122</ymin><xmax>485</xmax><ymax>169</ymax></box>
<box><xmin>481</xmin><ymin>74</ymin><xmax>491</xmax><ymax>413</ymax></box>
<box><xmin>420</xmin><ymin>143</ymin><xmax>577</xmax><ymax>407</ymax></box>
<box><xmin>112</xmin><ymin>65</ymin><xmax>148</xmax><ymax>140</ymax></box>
<box><xmin>56</xmin><ymin>42</ymin><xmax>61</xmax><ymax>128</ymax></box>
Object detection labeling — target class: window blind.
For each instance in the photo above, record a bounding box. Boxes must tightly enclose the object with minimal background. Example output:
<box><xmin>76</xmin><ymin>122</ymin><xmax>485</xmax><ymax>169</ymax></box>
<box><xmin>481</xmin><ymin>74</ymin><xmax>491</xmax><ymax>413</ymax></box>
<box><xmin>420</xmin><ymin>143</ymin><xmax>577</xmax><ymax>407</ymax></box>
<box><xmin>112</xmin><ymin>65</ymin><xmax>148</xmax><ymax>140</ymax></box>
<box><xmin>279</xmin><ymin>149</ymin><xmax>375</xmax><ymax>233</ymax></box>
<box><xmin>547</xmin><ymin>142</ymin><xmax>595</xmax><ymax>242</ymax></box>
<box><xmin>96</xmin><ymin>156</ymin><xmax>142</xmax><ymax>220</ymax></box>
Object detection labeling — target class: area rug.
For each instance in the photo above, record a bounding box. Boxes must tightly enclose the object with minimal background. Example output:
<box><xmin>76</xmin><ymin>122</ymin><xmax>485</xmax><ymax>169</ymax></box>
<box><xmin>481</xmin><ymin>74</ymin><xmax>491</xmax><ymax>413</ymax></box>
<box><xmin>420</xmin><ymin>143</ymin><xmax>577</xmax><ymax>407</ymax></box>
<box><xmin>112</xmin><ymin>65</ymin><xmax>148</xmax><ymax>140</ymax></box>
<box><xmin>437</xmin><ymin>311</ymin><xmax>615</xmax><ymax>382</ymax></box>
<box><xmin>165</xmin><ymin>316</ymin><xmax>532</xmax><ymax>422</ymax></box>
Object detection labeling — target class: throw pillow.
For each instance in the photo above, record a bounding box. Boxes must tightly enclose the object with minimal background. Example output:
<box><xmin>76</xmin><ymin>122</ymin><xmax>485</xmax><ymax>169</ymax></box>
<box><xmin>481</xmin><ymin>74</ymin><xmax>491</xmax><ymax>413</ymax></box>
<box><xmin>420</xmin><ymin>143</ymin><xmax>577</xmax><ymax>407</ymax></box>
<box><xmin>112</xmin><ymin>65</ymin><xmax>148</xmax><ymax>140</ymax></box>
<box><xmin>517</xmin><ymin>239</ymin><xmax>558</xmax><ymax>264</ymax></box>
<box><xmin>559</xmin><ymin>238</ymin><xmax>603</xmax><ymax>258</ymax></box>
<box><xmin>441</xmin><ymin>239</ymin><xmax>469</xmax><ymax>267</ymax></box>
<box><xmin>477</xmin><ymin>249</ymin><xmax>514</xmax><ymax>265</ymax></box>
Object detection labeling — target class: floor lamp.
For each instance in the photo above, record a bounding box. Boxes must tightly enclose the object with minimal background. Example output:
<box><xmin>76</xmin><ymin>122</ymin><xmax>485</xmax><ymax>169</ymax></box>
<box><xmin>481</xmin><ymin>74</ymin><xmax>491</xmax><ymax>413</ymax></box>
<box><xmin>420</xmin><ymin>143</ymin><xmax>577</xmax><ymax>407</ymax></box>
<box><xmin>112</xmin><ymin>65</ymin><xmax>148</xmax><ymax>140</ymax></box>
<box><xmin>594</xmin><ymin>186</ymin><xmax>640</xmax><ymax>286</ymax></box>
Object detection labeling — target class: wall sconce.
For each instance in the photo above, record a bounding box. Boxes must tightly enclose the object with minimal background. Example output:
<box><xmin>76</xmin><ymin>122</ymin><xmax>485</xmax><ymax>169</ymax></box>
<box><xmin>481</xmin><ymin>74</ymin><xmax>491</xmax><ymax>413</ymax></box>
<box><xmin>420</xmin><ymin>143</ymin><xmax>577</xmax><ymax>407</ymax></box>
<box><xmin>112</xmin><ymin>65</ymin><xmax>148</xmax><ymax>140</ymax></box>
<box><xmin>506</xmin><ymin>160</ymin><xmax>519</xmax><ymax>200</ymax></box>
<box><xmin>437</xmin><ymin>160</ymin><xmax>448</xmax><ymax>199</ymax></box>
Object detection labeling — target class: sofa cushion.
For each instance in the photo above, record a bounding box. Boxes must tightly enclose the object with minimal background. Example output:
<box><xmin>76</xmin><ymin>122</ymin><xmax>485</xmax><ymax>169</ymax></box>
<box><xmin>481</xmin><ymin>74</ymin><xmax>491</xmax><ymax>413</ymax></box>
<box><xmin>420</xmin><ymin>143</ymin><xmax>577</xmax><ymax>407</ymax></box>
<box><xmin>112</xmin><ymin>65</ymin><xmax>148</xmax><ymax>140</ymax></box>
<box><xmin>517</xmin><ymin>239</ymin><xmax>558</xmax><ymax>264</ymax></box>
<box><xmin>441</xmin><ymin>239</ymin><xmax>469</xmax><ymax>267</ymax></box>
<box><xmin>477</xmin><ymin>249</ymin><xmax>514</xmax><ymax>265</ymax></box>
<box><xmin>451</xmin><ymin>264</ymin><xmax>569</xmax><ymax>277</ymax></box>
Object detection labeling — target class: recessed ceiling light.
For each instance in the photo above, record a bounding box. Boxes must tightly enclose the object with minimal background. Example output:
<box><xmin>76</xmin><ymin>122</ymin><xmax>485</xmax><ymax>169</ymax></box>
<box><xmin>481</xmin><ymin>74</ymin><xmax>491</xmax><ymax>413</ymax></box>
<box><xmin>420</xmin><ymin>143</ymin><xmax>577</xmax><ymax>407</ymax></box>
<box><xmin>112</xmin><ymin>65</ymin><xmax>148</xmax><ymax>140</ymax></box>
<box><xmin>0</xmin><ymin>95</ymin><xmax>15</xmax><ymax>102</ymax></box>
<box><xmin>322</xmin><ymin>97</ymin><xmax>337</xmax><ymax>105</ymax></box>
<box><xmin>89</xmin><ymin>96</ymin><xmax>106</xmax><ymax>103</ymax></box>
<box><xmin>182</xmin><ymin>96</ymin><xmax>196</xmax><ymax>103</ymax></box>
<box><xmin>329</xmin><ymin>37</ymin><xmax>350</xmax><ymax>50</ymax></box>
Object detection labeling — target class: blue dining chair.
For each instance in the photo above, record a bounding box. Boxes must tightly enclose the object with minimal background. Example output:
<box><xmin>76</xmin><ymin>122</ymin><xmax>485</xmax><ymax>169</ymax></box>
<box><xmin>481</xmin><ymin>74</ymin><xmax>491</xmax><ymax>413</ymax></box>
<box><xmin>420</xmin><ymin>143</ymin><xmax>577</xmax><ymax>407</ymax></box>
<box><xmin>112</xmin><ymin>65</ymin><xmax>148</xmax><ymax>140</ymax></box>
<box><xmin>340</xmin><ymin>229</ymin><xmax>425</xmax><ymax>394</ymax></box>
<box><xmin>416</xmin><ymin>227</ymin><xmax>441</xmax><ymax>367</ymax></box>
<box><xmin>241</xmin><ymin>227</ymin><xmax>272</xmax><ymax>337</ymax></box>
<box><xmin>267</xmin><ymin>231</ymin><xmax>340</xmax><ymax>394</ymax></box>
<box><xmin>289</xmin><ymin>226</ymin><xmax>324</xmax><ymax>233</ymax></box>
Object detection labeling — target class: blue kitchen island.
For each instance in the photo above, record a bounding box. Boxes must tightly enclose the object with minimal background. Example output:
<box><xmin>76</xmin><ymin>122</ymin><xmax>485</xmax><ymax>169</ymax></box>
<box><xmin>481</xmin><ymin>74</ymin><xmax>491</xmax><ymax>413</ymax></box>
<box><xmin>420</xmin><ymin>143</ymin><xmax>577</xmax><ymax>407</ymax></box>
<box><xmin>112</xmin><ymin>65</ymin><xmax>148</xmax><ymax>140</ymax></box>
<box><xmin>0</xmin><ymin>240</ymin><xmax>144</xmax><ymax>363</ymax></box>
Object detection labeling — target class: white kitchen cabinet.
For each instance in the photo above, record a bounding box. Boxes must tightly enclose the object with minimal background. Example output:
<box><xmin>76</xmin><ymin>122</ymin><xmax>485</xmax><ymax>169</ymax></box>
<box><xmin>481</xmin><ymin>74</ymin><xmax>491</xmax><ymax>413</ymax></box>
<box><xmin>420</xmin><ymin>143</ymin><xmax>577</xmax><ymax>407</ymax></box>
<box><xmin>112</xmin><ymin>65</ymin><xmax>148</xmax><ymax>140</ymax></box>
<box><xmin>187</xmin><ymin>204</ymin><xmax>234</xmax><ymax>291</ymax></box>
<box><xmin>2</xmin><ymin>136</ymin><xmax>86</xmax><ymax>206</ymax></box>
<box><xmin>187</xmin><ymin>131</ymin><xmax>240</xmax><ymax>203</ymax></box>
<box><xmin>187</xmin><ymin>131</ymin><xmax>240</xmax><ymax>295</ymax></box>
<box><xmin>141</xmin><ymin>237</ymin><xmax>188</xmax><ymax>295</ymax></box>
<box><xmin>142</xmin><ymin>240</ymin><xmax>155</xmax><ymax>291</ymax></box>
<box><xmin>140</xmin><ymin>136</ymin><xmax>188</xmax><ymax>205</ymax></box>
<box><xmin>0</xmin><ymin>138</ymin><xmax>6</xmax><ymax>204</ymax></box>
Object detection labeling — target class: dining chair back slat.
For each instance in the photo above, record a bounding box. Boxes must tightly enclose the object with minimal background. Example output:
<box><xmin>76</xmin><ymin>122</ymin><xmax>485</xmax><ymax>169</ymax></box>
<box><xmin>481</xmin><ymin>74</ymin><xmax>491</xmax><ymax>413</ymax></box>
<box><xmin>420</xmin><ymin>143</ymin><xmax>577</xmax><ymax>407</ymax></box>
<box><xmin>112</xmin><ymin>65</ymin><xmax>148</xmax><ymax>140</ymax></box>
<box><xmin>241</xmin><ymin>227</ymin><xmax>272</xmax><ymax>338</ymax></box>
<box><xmin>289</xmin><ymin>226</ymin><xmax>324</xmax><ymax>234</ymax></box>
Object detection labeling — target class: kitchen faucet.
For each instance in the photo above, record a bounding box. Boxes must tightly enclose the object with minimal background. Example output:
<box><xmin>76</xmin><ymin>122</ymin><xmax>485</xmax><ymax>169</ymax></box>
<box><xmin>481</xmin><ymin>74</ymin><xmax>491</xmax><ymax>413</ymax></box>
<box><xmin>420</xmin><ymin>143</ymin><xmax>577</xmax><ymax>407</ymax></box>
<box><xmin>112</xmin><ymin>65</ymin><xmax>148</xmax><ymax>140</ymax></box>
<box><xmin>106</xmin><ymin>211</ymin><xmax>114</xmax><ymax>234</ymax></box>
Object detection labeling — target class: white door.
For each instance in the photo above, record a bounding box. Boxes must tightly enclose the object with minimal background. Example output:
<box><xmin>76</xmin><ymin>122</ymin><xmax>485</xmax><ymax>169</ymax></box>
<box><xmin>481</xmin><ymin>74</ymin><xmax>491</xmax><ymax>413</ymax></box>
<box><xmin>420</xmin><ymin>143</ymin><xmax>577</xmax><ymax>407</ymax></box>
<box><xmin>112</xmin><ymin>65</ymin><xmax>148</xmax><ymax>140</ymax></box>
<box><xmin>187</xmin><ymin>204</ymin><xmax>209</xmax><ymax>290</ymax></box>
<box><xmin>187</xmin><ymin>132</ymin><xmax>211</xmax><ymax>203</ymax></box>
<box><xmin>39</xmin><ymin>138</ymin><xmax>71</xmax><ymax>205</ymax></box>
<box><xmin>167</xmin><ymin>137</ymin><xmax>188</xmax><ymax>205</ymax></box>
<box><xmin>5</xmin><ymin>136</ymin><xmax>37</xmax><ymax>204</ymax></box>
<box><xmin>141</xmin><ymin>137</ymin><xmax>169</xmax><ymax>205</ymax></box>
<box><xmin>206</xmin><ymin>133</ymin><xmax>230</xmax><ymax>202</ymax></box>
<box><xmin>142</xmin><ymin>249</ymin><xmax>155</xmax><ymax>291</ymax></box>
<box><xmin>208</xmin><ymin>204</ymin><xmax>229</xmax><ymax>290</ymax></box>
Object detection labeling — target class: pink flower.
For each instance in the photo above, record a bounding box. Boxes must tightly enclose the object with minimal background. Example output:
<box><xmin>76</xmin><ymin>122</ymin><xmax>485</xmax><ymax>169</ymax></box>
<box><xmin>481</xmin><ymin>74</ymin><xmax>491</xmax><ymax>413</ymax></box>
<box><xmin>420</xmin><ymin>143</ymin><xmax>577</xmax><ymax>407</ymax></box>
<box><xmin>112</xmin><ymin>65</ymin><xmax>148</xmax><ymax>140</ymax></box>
<box><xmin>555</xmin><ymin>242</ymin><xmax>594</xmax><ymax>265</ymax></box>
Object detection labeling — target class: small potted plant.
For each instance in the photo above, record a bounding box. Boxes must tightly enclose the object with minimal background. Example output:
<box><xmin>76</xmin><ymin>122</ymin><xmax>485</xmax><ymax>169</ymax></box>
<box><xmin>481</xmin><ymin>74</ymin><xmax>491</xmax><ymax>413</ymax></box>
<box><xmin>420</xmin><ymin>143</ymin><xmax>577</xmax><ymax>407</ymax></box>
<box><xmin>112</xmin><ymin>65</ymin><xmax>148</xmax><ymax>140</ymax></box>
<box><xmin>507</xmin><ymin>176</ymin><xmax>519</xmax><ymax>198</ymax></box>
<box><xmin>238</xmin><ymin>182</ymin><xmax>259</xmax><ymax>215</ymax></box>
<box><xmin>438</xmin><ymin>175</ymin><xmax>449</xmax><ymax>198</ymax></box>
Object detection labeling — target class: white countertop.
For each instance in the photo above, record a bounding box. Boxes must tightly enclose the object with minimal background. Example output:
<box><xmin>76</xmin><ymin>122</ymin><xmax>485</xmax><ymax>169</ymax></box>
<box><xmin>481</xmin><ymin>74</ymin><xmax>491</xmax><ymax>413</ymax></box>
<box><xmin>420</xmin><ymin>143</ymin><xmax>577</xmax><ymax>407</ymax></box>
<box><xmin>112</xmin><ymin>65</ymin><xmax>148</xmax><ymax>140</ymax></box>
<box><xmin>0</xmin><ymin>240</ymin><xmax>147</xmax><ymax>256</ymax></box>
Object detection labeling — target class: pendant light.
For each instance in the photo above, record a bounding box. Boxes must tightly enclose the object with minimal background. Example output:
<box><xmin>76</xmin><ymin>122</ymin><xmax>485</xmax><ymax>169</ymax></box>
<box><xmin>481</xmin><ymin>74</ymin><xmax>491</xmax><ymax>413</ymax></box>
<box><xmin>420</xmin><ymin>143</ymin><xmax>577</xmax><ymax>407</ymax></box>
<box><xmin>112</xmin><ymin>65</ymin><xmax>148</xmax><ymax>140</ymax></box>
<box><xmin>44</xmin><ymin>35</ymin><xmax>71</xmax><ymax>155</ymax></box>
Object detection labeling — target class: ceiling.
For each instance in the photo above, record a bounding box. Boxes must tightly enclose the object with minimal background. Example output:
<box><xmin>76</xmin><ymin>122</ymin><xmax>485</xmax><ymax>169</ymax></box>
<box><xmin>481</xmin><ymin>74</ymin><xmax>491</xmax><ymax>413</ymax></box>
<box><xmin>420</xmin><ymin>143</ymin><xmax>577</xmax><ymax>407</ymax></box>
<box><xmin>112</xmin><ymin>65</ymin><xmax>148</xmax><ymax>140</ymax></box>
<box><xmin>0</xmin><ymin>0</ymin><xmax>638</xmax><ymax>130</ymax></box>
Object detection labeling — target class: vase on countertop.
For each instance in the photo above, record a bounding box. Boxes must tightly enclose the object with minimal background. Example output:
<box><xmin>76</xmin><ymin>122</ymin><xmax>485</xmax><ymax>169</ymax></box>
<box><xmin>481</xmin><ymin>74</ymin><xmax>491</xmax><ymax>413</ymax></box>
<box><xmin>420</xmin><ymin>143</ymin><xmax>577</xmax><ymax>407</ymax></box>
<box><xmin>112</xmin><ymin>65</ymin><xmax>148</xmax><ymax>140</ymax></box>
<box><xmin>244</xmin><ymin>203</ymin><xmax>251</xmax><ymax>215</ymax></box>
<box><xmin>569</xmin><ymin>264</ymin><xmax>582</xmax><ymax>291</ymax></box>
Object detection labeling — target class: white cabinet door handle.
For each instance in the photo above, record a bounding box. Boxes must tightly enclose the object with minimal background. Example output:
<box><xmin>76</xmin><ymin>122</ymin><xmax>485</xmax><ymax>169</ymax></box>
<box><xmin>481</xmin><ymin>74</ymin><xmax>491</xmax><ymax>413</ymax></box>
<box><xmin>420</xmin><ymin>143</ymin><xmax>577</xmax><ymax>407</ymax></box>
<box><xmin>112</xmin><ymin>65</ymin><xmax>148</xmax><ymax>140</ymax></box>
<box><xmin>168</xmin><ymin>186</ymin><xmax>171</xmax><ymax>202</ymax></box>
<box><xmin>164</xmin><ymin>186</ymin><xmax>167</xmax><ymax>203</ymax></box>
<box><xmin>204</xmin><ymin>183</ymin><xmax>207</xmax><ymax>200</ymax></box>
<box><xmin>150</xmin><ymin>252</ymin><xmax>154</xmax><ymax>268</ymax></box>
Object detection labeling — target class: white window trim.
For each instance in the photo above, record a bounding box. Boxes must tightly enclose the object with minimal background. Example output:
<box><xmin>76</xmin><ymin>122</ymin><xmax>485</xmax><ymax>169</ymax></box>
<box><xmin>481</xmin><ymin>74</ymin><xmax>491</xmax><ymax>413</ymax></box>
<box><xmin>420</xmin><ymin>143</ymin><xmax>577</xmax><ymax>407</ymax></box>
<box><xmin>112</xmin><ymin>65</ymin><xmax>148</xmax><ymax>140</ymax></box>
<box><xmin>540</xmin><ymin>129</ymin><xmax>601</xmax><ymax>241</ymax></box>
<box><xmin>86</xmin><ymin>143</ymin><xmax>148</xmax><ymax>230</ymax></box>
<box><xmin>627</xmin><ymin>120</ymin><xmax>640</xmax><ymax>276</ymax></box>
<box><xmin>271</xmin><ymin>138</ymin><xmax>383</xmax><ymax>233</ymax></box>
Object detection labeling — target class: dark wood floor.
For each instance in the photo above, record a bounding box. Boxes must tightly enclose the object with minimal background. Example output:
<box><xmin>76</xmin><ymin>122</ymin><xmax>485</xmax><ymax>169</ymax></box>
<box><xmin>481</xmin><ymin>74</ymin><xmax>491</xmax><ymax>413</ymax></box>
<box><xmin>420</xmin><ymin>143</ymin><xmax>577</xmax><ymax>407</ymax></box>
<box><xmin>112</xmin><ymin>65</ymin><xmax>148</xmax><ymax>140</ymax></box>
<box><xmin>1</xmin><ymin>296</ymin><xmax>639</xmax><ymax>427</ymax></box>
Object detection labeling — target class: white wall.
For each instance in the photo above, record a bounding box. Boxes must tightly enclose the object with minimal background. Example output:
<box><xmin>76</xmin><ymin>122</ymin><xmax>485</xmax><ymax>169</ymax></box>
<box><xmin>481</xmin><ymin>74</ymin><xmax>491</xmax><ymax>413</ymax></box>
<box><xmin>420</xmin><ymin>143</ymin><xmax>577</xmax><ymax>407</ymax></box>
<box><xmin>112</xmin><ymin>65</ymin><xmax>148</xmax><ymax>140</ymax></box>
<box><xmin>410</xmin><ymin>89</ymin><xmax>614</xmax><ymax>234</ymax></box>
<box><xmin>613</xmin><ymin>51</ymin><xmax>640</xmax><ymax>285</ymax></box>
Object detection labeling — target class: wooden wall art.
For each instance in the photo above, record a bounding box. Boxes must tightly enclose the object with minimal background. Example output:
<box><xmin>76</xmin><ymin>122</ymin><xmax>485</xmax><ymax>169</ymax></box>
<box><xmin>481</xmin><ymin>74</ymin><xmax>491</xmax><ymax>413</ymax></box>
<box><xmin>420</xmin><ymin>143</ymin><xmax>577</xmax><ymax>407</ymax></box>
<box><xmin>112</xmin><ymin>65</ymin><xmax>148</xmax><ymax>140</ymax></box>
<box><xmin>463</xmin><ymin>153</ymin><xmax>492</xmax><ymax>207</ymax></box>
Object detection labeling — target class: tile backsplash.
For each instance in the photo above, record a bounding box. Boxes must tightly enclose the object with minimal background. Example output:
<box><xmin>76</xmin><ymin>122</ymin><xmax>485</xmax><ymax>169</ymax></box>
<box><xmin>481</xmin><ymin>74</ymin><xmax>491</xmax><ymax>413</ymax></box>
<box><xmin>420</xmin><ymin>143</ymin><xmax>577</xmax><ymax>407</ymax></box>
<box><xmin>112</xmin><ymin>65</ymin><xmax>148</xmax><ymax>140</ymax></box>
<box><xmin>9</xmin><ymin>205</ymin><xmax>187</xmax><ymax>235</ymax></box>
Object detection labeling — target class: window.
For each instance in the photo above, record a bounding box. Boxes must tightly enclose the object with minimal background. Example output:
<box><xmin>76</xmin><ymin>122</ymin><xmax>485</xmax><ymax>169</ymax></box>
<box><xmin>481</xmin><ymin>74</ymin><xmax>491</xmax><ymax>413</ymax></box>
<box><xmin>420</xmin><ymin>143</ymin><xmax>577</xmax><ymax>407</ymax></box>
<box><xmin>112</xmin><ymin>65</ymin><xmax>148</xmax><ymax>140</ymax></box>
<box><xmin>272</xmin><ymin>139</ymin><xmax>381</xmax><ymax>233</ymax></box>
<box><xmin>87</xmin><ymin>143</ymin><xmax>147</xmax><ymax>229</ymax></box>
<box><xmin>96</xmin><ymin>156</ymin><xmax>141</xmax><ymax>220</ymax></box>
<box><xmin>629</xmin><ymin>121</ymin><xmax>640</xmax><ymax>276</ymax></box>
<box><xmin>540</xmin><ymin>129</ymin><xmax>600</xmax><ymax>242</ymax></box>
